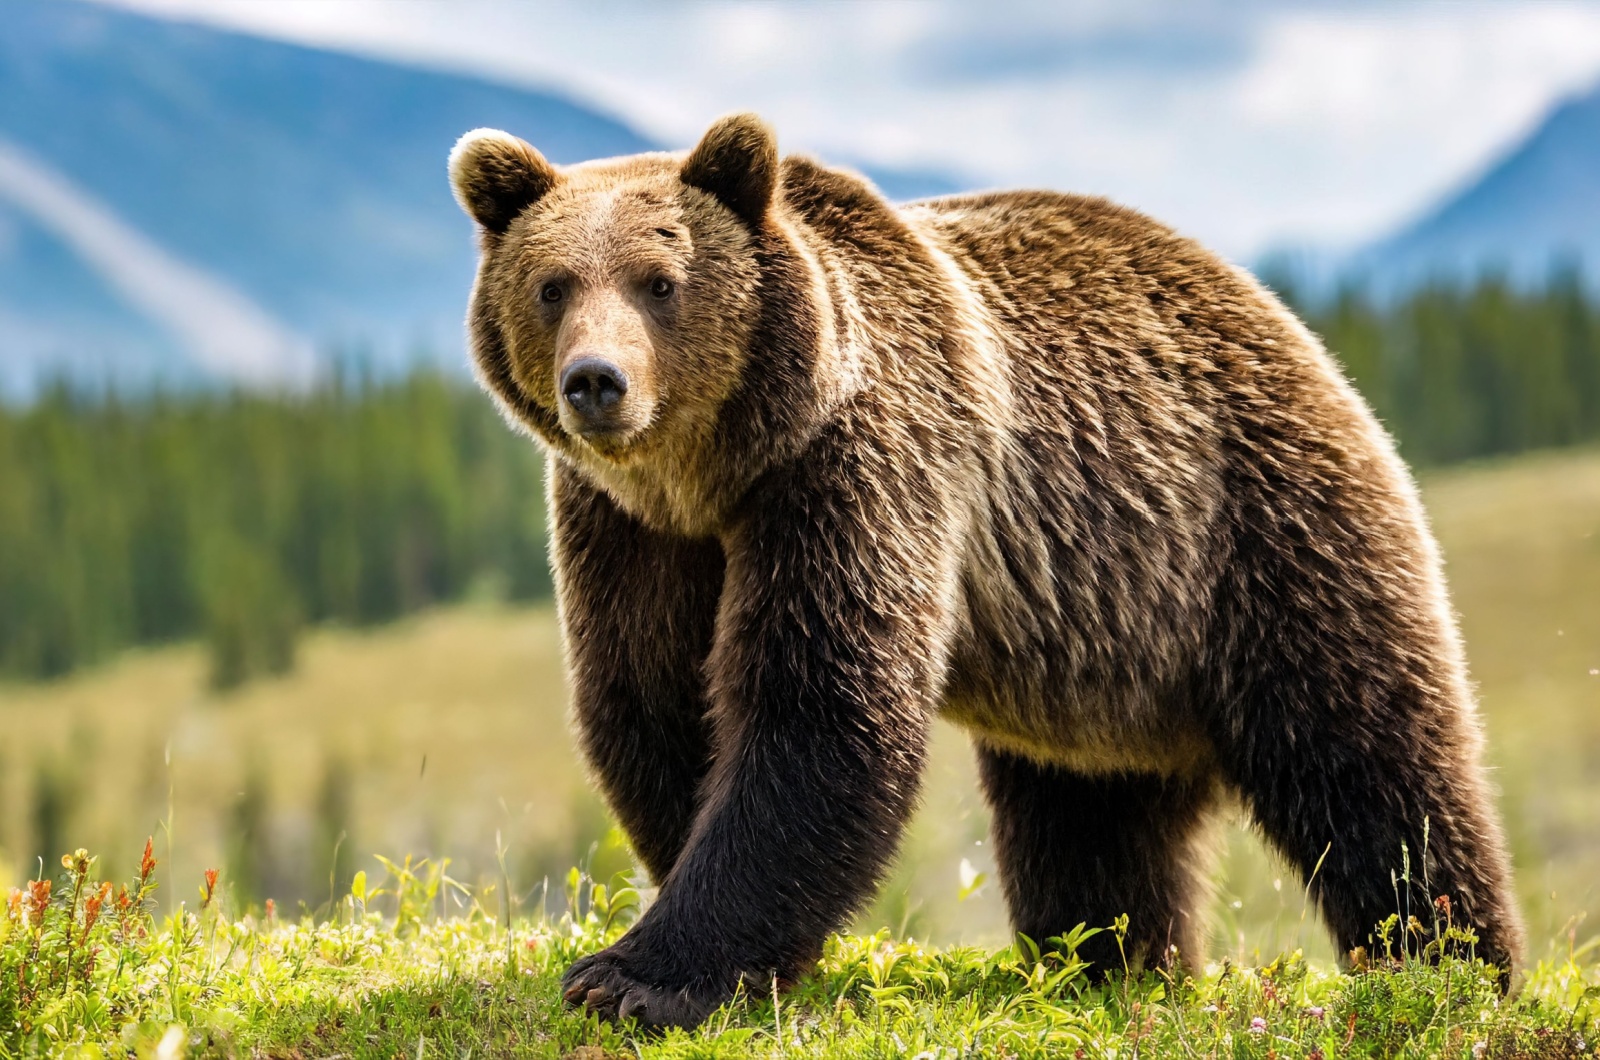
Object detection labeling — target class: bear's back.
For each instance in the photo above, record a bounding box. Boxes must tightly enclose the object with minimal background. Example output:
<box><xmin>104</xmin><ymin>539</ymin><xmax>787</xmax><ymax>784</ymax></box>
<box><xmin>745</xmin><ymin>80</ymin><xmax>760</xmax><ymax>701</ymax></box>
<box><xmin>901</xmin><ymin>187</ymin><xmax>1397</xmax><ymax>504</ymax></box>
<box><xmin>902</xmin><ymin>189</ymin><xmax>1305</xmax><ymax>400</ymax></box>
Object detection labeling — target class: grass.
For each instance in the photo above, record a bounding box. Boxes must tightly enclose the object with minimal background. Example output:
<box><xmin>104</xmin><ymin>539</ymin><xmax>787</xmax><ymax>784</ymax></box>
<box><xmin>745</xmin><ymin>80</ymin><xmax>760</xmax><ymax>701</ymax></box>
<box><xmin>0</xmin><ymin>607</ymin><xmax>607</xmax><ymax>917</ymax></box>
<box><xmin>5</xmin><ymin>843</ymin><xmax>1598</xmax><ymax>1060</ymax></box>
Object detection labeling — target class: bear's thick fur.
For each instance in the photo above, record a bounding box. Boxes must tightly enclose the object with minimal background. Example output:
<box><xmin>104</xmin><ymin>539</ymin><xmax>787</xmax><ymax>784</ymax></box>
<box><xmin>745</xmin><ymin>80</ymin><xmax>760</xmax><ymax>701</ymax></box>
<box><xmin>449</xmin><ymin>114</ymin><xmax>1522</xmax><ymax>1028</ymax></box>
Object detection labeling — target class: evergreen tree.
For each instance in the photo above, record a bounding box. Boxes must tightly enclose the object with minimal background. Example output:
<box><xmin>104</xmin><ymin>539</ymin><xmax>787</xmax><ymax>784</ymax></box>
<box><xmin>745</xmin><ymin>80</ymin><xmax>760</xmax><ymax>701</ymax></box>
<box><xmin>0</xmin><ymin>370</ymin><xmax>551</xmax><ymax>682</ymax></box>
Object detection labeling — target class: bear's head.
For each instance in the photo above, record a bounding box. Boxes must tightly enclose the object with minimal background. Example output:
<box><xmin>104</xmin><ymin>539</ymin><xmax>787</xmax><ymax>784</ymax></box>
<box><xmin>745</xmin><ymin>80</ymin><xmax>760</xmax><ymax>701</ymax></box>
<box><xmin>450</xmin><ymin>113</ymin><xmax>837</xmax><ymax>534</ymax></box>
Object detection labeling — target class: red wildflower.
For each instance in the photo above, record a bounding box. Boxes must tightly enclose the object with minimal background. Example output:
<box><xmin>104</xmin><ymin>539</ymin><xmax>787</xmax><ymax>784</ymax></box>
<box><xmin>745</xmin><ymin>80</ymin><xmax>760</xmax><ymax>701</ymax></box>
<box><xmin>202</xmin><ymin>867</ymin><xmax>219</xmax><ymax>908</ymax></box>
<box><xmin>140</xmin><ymin>837</ymin><xmax>157</xmax><ymax>882</ymax></box>
<box><xmin>84</xmin><ymin>881</ymin><xmax>111</xmax><ymax>935</ymax></box>
<box><xmin>25</xmin><ymin>879</ymin><xmax>51</xmax><ymax>927</ymax></box>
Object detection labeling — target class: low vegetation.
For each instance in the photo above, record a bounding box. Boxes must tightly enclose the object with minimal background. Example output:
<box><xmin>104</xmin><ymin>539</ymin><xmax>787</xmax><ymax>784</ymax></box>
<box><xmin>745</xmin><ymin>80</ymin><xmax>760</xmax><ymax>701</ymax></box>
<box><xmin>5</xmin><ymin>842</ymin><xmax>1597</xmax><ymax>1059</ymax></box>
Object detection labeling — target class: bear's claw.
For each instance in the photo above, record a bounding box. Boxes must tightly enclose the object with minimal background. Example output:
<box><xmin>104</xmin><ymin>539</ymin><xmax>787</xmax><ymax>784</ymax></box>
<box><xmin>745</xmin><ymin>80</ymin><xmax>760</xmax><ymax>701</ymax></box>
<box><xmin>561</xmin><ymin>948</ymin><xmax>717</xmax><ymax>1030</ymax></box>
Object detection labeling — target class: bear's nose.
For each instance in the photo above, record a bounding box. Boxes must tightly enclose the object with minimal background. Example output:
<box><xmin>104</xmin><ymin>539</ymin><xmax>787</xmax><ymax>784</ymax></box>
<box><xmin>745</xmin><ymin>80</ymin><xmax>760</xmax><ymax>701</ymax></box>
<box><xmin>560</xmin><ymin>358</ymin><xmax>629</xmax><ymax>423</ymax></box>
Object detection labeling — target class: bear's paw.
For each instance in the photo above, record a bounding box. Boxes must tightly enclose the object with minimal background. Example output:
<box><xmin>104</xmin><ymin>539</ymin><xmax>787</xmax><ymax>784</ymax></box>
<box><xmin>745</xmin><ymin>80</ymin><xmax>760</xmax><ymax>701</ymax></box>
<box><xmin>561</xmin><ymin>947</ymin><xmax>722</xmax><ymax>1030</ymax></box>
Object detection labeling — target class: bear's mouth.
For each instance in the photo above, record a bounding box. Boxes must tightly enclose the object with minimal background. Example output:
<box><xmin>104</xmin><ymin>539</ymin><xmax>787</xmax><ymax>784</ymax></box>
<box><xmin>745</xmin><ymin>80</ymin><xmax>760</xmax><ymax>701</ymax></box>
<box><xmin>561</xmin><ymin>416</ymin><xmax>652</xmax><ymax>463</ymax></box>
<box><xmin>572</xmin><ymin>424</ymin><xmax>636</xmax><ymax>457</ymax></box>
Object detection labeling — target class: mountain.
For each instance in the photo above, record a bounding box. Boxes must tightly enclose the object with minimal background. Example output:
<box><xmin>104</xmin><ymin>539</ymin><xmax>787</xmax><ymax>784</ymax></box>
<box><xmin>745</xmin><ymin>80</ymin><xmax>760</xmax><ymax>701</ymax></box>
<box><xmin>1352</xmin><ymin>77</ymin><xmax>1600</xmax><ymax>293</ymax></box>
<box><xmin>0</xmin><ymin>1</ymin><xmax>964</xmax><ymax>395</ymax></box>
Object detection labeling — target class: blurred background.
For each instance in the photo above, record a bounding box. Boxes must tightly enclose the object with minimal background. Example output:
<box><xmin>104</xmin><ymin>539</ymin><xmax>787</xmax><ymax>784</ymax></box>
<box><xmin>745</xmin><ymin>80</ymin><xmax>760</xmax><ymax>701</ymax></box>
<box><xmin>1</xmin><ymin>0</ymin><xmax>1597</xmax><ymax>962</ymax></box>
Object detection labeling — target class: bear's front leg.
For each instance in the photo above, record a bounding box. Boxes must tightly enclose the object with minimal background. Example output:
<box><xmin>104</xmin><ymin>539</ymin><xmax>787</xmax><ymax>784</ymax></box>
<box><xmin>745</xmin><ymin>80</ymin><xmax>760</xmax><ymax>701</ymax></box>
<box><xmin>562</xmin><ymin>438</ymin><xmax>959</xmax><ymax>1028</ymax></box>
<box><xmin>552</xmin><ymin>465</ymin><xmax>725</xmax><ymax>883</ymax></box>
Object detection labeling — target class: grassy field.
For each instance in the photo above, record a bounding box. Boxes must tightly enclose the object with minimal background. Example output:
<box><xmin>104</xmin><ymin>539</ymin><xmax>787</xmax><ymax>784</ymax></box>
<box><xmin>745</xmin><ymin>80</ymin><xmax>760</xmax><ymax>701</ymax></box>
<box><xmin>1</xmin><ymin>447</ymin><xmax>1598</xmax><ymax>974</ymax></box>
<box><xmin>4</xmin><ymin>845</ymin><xmax>1598</xmax><ymax>1059</ymax></box>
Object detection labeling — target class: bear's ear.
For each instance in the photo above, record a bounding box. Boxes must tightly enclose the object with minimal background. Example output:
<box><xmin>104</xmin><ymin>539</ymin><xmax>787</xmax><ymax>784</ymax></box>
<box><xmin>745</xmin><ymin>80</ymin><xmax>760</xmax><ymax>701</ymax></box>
<box><xmin>449</xmin><ymin>129</ymin><xmax>559</xmax><ymax>234</ymax></box>
<box><xmin>680</xmin><ymin>113</ymin><xmax>777</xmax><ymax>227</ymax></box>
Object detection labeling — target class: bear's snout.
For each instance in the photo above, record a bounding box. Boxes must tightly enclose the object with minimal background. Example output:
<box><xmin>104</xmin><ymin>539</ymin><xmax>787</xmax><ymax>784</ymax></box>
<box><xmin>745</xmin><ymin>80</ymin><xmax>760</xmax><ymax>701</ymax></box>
<box><xmin>560</xmin><ymin>357</ymin><xmax>630</xmax><ymax>430</ymax></box>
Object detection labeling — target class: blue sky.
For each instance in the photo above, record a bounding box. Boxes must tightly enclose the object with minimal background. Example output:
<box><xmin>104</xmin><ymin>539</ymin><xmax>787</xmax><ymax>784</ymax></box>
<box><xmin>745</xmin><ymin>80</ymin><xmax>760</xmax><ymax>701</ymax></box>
<box><xmin>97</xmin><ymin>0</ymin><xmax>1600</xmax><ymax>259</ymax></box>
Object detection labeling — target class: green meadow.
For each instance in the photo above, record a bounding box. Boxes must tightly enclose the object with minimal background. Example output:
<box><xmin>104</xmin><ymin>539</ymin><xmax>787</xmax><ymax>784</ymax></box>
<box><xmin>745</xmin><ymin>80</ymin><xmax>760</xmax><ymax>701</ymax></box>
<box><xmin>5</xmin><ymin>848</ymin><xmax>1597</xmax><ymax>1058</ymax></box>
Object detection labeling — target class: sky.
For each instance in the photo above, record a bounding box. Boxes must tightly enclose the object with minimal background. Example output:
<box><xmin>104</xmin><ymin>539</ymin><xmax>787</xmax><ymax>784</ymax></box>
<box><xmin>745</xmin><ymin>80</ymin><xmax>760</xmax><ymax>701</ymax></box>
<box><xmin>87</xmin><ymin>0</ymin><xmax>1600</xmax><ymax>259</ymax></box>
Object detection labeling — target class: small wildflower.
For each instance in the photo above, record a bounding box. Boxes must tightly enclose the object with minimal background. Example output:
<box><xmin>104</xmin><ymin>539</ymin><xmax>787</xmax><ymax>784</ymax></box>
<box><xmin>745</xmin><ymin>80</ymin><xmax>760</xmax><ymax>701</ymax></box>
<box><xmin>1249</xmin><ymin>1017</ymin><xmax>1268</xmax><ymax>1034</ymax></box>
<box><xmin>1200</xmin><ymin>1004</ymin><xmax>1219</xmax><ymax>1014</ymax></box>
<box><xmin>62</xmin><ymin>848</ymin><xmax>94</xmax><ymax>876</ymax></box>
<box><xmin>5</xmin><ymin>888</ymin><xmax>20</xmax><ymax>924</ymax></box>
<box><xmin>83</xmin><ymin>881</ymin><xmax>111</xmax><ymax>934</ymax></box>
<box><xmin>25</xmin><ymin>879</ymin><xmax>51</xmax><ymax>927</ymax></box>
<box><xmin>113</xmin><ymin>880</ymin><xmax>150</xmax><ymax>941</ymax></box>
<box><xmin>1305</xmin><ymin>1005</ymin><xmax>1326</xmax><ymax>1021</ymax></box>
<box><xmin>140</xmin><ymin>837</ymin><xmax>158</xmax><ymax>881</ymax></box>
<box><xmin>264</xmin><ymin>897</ymin><xmax>277</xmax><ymax>923</ymax></box>
<box><xmin>201</xmin><ymin>868</ymin><xmax>220</xmax><ymax>909</ymax></box>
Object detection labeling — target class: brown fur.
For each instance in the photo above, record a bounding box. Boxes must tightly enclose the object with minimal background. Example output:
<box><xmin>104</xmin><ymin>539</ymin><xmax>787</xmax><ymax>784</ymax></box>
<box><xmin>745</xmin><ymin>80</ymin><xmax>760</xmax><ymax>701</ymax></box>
<box><xmin>450</xmin><ymin>114</ymin><xmax>1523</xmax><ymax>1028</ymax></box>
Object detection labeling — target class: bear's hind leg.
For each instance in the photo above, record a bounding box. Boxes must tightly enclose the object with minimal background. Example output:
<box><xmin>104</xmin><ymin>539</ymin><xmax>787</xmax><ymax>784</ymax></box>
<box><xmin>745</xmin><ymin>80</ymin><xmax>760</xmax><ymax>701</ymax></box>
<box><xmin>976</xmin><ymin>745</ymin><xmax>1219</xmax><ymax>976</ymax></box>
<box><xmin>1217</xmin><ymin>688</ymin><xmax>1523</xmax><ymax>981</ymax></box>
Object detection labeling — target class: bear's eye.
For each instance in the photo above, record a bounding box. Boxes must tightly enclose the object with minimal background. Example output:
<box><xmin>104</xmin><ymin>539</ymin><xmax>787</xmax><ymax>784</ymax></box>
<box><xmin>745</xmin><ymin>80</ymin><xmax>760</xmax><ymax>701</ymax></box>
<box><xmin>649</xmin><ymin>277</ymin><xmax>674</xmax><ymax>300</ymax></box>
<box><xmin>539</xmin><ymin>282</ymin><xmax>563</xmax><ymax>305</ymax></box>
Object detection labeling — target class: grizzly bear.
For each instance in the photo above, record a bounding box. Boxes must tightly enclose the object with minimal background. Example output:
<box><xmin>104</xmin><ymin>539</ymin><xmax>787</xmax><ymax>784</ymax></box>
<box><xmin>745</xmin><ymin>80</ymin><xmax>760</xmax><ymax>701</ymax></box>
<box><xmin>448</xmin><ymin>114</ymin><xmax>1522</xmax><ymax>1029</ymax></box>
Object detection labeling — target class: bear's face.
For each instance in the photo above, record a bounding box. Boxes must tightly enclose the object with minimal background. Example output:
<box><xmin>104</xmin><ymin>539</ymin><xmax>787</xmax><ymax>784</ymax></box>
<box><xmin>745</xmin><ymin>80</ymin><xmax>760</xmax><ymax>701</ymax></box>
<box><xmin>450</xmin><ymin>117</ymin><xmax>778</xmax><ymax>476</ymax></box>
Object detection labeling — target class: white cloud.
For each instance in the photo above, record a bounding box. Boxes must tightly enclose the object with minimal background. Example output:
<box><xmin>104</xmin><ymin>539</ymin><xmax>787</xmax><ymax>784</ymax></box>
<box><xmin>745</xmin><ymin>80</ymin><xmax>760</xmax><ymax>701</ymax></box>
<box><xmin>92</xmin><ymin>0</ymin><xmax>1600</xmax><ymax>258</ymax></box>
<box><xmin>0</xmin><ymin>137</ymin><xmax>316</xmax><ymax>387</ymax></box>
<box><xmin>1231</xmin><ymin>5</ymin><xmax>1600</xmax><ymax>240</ymax></box>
